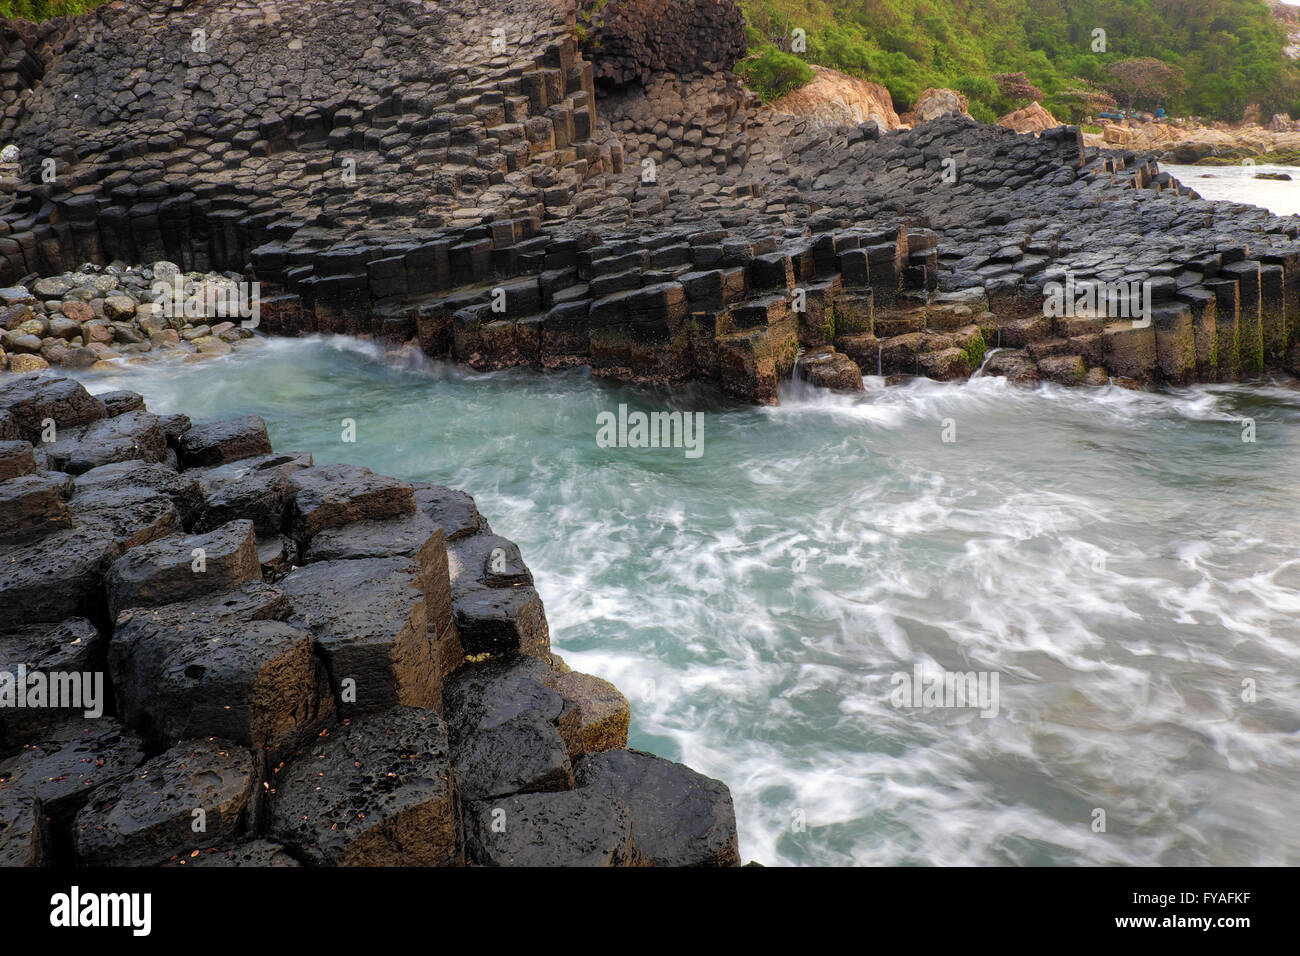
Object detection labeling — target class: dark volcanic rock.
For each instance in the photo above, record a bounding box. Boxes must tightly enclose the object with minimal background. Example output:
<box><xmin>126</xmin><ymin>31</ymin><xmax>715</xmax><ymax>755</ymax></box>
<box><xmin>0</xmin><ymin>618</ymin><xmax>106</xmax><ymax>749</ymax></box>
<box><xmin>280</xmin><ymin>558</ymin><xmax>437</xmax><ymax>717</ymax></box>
<box><xmin>289</xmin><ymin>464</ymin><xmax>415</xmax><ymax>539</ymax></box>
<box><xmin>0</xmin><ymin>719</ymin><xmax>146</xmax><ymax>833</ymax></box>
<box><xmin>412</xmin><ymin>482</ymin><xmax>481</xmax><ymax>541</ymax></box>
<box><xmin>0</xmin><ymin>527</ymin><xmax>119</xmax><ymax>629</ymax></box>
<box><xmin>105</xmin><ymin>519</ymin><xmax>262</xmax><ymax>619</ymax></box>
<box><xmin>167</xmin><ymin>839</ymin><xmax>300</xmax><ymax>867</ymax></box>
<box><xmin>0</xmin><ymin>376</ymin><xmax>106</xmax><ymax>443</ymax></box>
<box><xmin>73</xmin><ymin>739</ymin><xmax>256</xmax><ymax>867</ymax></box>
<box><xmin>0</xmin><ymin>792</ymin><xmax>47</xmax><ymax>866</ymax></box>
<box><xmin>465</xmin><ymin>786</ymin><xmax>636</xmax><ymax>866</ymax></box>
<box><xmin>176</xmin><ymin>414</ymin><xmax>273</xmax><ymax>467</ymax></box>
<box><xmin>97</xmin><ymin>390</ymin><xmax>147</xmax><ymax>416</ymax></box>
<box><xmin>0</xmin><ymin>472</ymin><xmax>72</xmax><ymax>545</ymax></box>
<box><xmin>67</xmin><ymin>482</ymin><xmax>180</xmax><ymax>551</ymax></box>
<box><xmin>444</xmin><ymin>655</ymin><xmax>574</xmax><ymax>801</ymax></box>
<box><xmin>0</xmin><ymin>440</ymin><xmax>35</xmax><ymax>481</ymax></box>
<box><xmin>109</xmin><ymin>612</ymin><xmax>319</xmax><ymax>754</ymax></box>
<box><xmin>267</xmin><ymin>708</ymin><xmax>457</xmax><ymax>866</ymax></box>
<box><xmin>41</xmin><ymin>410</ymin><xmax>168</xmax><ymax>475</ymax></box>
<box><xmin>303</xmin><ymin>511</ymin><xmax>450</xmax><ymax>632</ymax></box>
<box><xmin>452</xmin><ymin>585</ymin><xmax>551</xmax><ymax>658</ymax></box>
<box><xmin>190</xmin><ymin>451</ymin><xmax>312</xmax><ymax>534</ymax></box>
<box><xmin>450</xmin><ymin>533</ymin><xmax>534</xmax><ymax>593</ymax></box>
<box><xmin>73</xmin><ymin>460</ymin><xmax>204</xmax><ymax>528</ymax></box>
<box><xmin>575</xmin><ymin>749</ymin><xmax>740</xmax><ymax>866</ymax></box>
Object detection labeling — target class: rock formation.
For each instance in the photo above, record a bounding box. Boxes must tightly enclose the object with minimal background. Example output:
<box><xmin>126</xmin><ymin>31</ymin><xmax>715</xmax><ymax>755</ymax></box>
<box><xmin>579</xmin><ymin>0</ymin><xmax>745</xmax><ymax>86</ymax></box>
<box><xmin>0</xmin><ymin>0</ymin><xmax>1296</xmax><ymax>398</ymax></box>
<box><xmin>0</xmin><ymin>373</ymin><xmax>740</xmax><ymax>866</ymax></box>
<box><xmin>1088</xmin><ymin>117</ymin><xmax>1300</xmax><ymax>163</ymax></box>
<box><xmin>997</xmin><ymin>101</ymin><xmax>1058</xmax><ymax>134</ymax></box>
<box><xmin>908</xmin><ymin>87</ymin><xmax>970</xmax><ymax>126</ymax></box>
<box><xmin>770</xmin><ymin>66</ymin><xmax>901</xmax><ymax>131</ymax></box>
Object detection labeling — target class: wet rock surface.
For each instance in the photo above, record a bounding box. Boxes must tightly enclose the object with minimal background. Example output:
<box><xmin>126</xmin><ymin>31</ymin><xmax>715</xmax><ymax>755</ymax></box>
<box><xmin>0</xmin><ymin>373</ymin><xmax>739</xmax><ymax>865</ymax></box>
<box><xmin>73</xmin><ymin>738</ymin><xmax>257</xmax><ymax>867</ymax></box>
<box><xmin>267</xmin><ymin>708</ymin><xmax>458</xmax><ymax>866</ymax></box>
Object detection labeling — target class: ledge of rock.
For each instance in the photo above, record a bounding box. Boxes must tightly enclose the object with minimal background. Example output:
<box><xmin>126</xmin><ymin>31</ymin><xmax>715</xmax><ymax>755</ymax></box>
<box><xmin>0</xmin><ymin>0</ymin><xmax>1293</xmax><ymax>398</ymax></box>
<box><xmin>770</xmin><ymin>66</ymin><xmax>902</xmax><ymax>131</ymax></box>
<box><xmin>0</xmin><ymin>373</ymin><xmax>740</xmax><ymax>866</ymax></box>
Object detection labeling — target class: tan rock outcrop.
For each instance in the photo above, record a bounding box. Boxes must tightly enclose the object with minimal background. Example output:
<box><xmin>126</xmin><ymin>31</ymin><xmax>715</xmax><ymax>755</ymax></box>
<box><xmin>770</xmin><ymin>65</ymin><xmax>901</xmax><ymax>130</ymax></box>
<box><xmin>997</xmin><ymin>101</ymin><xmax>1060</xmax><ymax>134</ymax></box>
<box><xmin>911</xmin><ymin>87</ymin><xmax>970</xmax><ymax>124</ymax></box>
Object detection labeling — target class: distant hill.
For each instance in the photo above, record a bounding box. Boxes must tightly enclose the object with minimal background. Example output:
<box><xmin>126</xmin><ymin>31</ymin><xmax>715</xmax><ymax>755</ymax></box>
<box><xmin>740</xmin><ymin>0</ymin><xmax>1300</xmax><ymax>123</ymax></box>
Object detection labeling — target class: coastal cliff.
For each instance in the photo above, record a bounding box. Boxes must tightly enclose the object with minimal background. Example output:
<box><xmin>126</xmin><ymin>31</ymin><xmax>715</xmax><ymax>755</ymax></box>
<box><xmin>0</xmin><ymin>372</ymin><xmax>741</xmax><ymax>866</ymax></box>
<box><xmin>0</xmin><ymin>0</ymin><xmax>1296</xmax><ymax>399</ymax></box>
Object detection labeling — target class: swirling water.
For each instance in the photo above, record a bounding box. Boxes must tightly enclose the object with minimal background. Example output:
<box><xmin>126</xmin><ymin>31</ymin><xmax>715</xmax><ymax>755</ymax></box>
<box><xmin>72</xmin><ymin>337</ymin><xmax>1300</xmax><ymax>866</ymax></box>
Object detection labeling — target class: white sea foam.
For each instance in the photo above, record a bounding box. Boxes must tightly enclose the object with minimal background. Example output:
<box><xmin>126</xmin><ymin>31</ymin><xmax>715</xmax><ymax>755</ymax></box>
<box><xmin>77</xmin><ymin>337</ymin><xmax>1300</xmax><ymax>866</ymax></box>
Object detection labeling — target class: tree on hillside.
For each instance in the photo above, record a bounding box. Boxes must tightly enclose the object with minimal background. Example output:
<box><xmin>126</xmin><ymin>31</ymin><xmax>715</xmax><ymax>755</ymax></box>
<box><xmin>1059</xmin><ymin>78</ymin><xmax>1117</xmax><ymax>122</ymax></box>
<box><xmin>1104</xmin><ymin>57</ymin><xmax>1187</xmax><ymax>111</ymax></box>
<box><xmin>994</xmin><ymin>71</ymin><xmax>1045</xmax><ymax>104</ymax></box>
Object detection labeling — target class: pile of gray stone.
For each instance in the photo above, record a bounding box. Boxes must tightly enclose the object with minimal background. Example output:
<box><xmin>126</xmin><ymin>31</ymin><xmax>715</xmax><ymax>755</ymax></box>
<box><xmin>0</xmin><ymin>260</ymin><xmax>256</xmax><ymax>373</ymax></box>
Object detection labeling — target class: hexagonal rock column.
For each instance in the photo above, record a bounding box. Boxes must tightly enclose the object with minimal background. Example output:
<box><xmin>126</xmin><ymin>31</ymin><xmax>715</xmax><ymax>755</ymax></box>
<box><xmin>267</xmin><ymin>708</ymin><xmax>457</xmax><ymax>867</ymax></box>
<box><xmin>109</xmin><ymin>608</ymin><xmax>320</xmax><ymax>754</ymax></box>
<box><xmin>443</xmin><ymin>655</ymin><xmax>575</xmax><ymax>802</ymax></box>
<box><xmin>0</xmin><ymin>618</ymin><xmax>106</xmax><ymax>750</ymax></box>
<box><xmin>104</xmin><ymin>518</ymin><xmax>263</xmax><ymax>619</ymax></box>
<box><xmin>73</xmin><ymin>739</ymin><xmax>257</xmax><ymax>867</ymax></box>
<box><xmin>280</xmin><ymin>557</ymin><xmax>438</xmax><ymax>718</ymax></box>
<box><xmin>0</xmin><ymin>719</ymin><xmax>146</xmax><ymax>839</ymax></box>
<box><xmin>575</xmin><ymin>749</ymin><xmax>740</xmax><ymax>866</ymax></box>
<box><xmin>464</xmin><ymin>785</ymin><xmax>636</xmax><ymax>866</ymax></box>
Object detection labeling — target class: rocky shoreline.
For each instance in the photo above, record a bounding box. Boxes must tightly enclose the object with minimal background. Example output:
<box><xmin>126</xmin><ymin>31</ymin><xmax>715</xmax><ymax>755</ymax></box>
<box><xmin>0</xmin><ymin>373</ymin><xmax>740</xmax><ymax>866</ymax></box>
<box><xmin>0</xmin><ymin>262</ymin><xmax>258</xmax><ymax>373</ymax></box>
<box><xmin>0</xmin><ymin>0</ymin><xmax>1293</xmax><ymax>401</ymax></box>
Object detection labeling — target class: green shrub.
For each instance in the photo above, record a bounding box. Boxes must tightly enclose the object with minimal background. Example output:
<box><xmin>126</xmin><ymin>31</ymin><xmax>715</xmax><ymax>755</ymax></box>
<box><xmin>737</xmin><ymin>46</ymin><xmax>815</xmax><ymax>101</ymax></box>
<box><xmin>0</xmin><ymin>0</ymin><xmax>107</xmax><ymax>18</ymax></box>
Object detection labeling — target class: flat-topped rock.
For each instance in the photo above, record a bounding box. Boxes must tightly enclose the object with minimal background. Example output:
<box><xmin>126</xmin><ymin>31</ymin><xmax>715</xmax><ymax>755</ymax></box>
<box><xmin>280</xmin><ymin>557</ymin><xmax>437</xmax><ymax>716</ymax></box>
<box><xmin>0</xmin><ymin>376</ymin><xmax>106</xmax><ymax>442</ymax></box>
<box><xmin>575</xmin><ymin>749</ymin><xmax>740</xmax><ymax>866</ymax></box>
<box><xmin>105</xmin><ymin>519</ymin><xmax>262</xmax><ymax>619</ymax></box>
<box><xmin>109</xmin><ymin>612</ymin><xmax>320</xmax><ymax>754</ymax></box>
<box><xmin>289</xmin><ymin>463</ymin><xmax>415</xmax><ymax>539</ymax></box>
<box><xmin>176</xmin><ymin>414</ymin><xmax>273</xmax><ymax>467</ymax></box>
<box><xmin>267</xmin><ymin>708</ymin><xmax>457</xmax><ymax>867</ymax></box>
<box><xmin>73</xmin><ymin>738</ymin><xmax>257</xmax><ymax>867</ymax></box>
<box><xmin>0</xmin><ymin>719</ymin><xmax>146</xmax><ymax>833</ymax></box>
<box><xmin>465</xmin><ymin>786</ymin><xmax>636</xmax><ymax>866</ymax></box>
<box><xmin>444</xmin><ymin>655</ymin><xmax>574</xmax><ymax>801</ymax></box>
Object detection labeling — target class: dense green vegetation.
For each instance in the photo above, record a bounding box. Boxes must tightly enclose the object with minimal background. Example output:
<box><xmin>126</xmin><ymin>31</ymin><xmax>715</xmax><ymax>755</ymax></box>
<box><xmin>737</xmin><ymin>46</ymin><xmax>817</xmax><ymax>99</ymax></box>
<box><xmin>0</xmin><ymin>0</ymin><xmax>104</xmax><ymax>19</ymax></box>
<box><xmin>740</xmin><ymin>0</ymin><xmax>1300</xmax><ymax>122</ymax></box>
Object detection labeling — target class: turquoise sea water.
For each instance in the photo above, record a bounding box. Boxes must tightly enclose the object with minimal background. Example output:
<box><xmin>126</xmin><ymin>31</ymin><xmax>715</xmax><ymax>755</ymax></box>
<box><xmin>73</xmin><ymin>335</ymin><xmax>1300</xmax><ymax>866</ymax></box>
